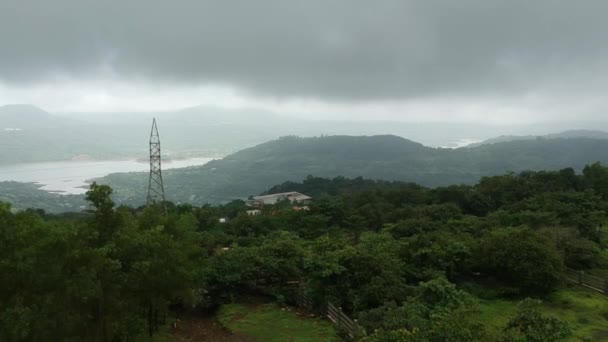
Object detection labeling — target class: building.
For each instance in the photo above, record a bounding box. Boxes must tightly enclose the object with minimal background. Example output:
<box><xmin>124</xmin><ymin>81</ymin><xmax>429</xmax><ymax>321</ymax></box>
<box><xmin>248</xmin><ymin>191</ymin><xmax>312</xmax><ymax>207</ymax></box>
<box><xmin>246</xmin><ymin>209</ymin><xmax>262</xmax><ymax>216</ymax></box>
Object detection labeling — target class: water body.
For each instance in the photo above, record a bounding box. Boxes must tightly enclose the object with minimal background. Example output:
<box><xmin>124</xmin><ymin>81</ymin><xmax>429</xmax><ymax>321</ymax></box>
<box><xmin>439</xmin><ymin>138</ymin><xmax>482</xmax><ymax>149</ymax></box>
<box><xmin>0</xmin><ymin>158</ymin><xmax>213</xmax><ymax>195</ymax></box>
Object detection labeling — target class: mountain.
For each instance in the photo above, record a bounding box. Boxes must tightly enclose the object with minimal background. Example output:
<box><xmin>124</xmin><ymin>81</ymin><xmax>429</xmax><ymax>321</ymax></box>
<box><xmin>0</xmin><ymin>104</ymin><xmax>260</xmax><ymax>164</ymax></box>
<box><xmin>1</xmin><ymin>104</ymin><xmax>316</xmax><ymax>164</ymax></box>
<box><xmin>546</xmin><ymin>129</ymin><xmax>608</xmax><ymax>139</ymax></box>
<box><xmin>0</xmin><ymin>104</ymin><xmax>52</xmax><ymax>127</ymax></box>
<box><xmin>6</xmin><ymin>103</ymin><xmax>608</xmax><ymax>165</ymax></box>
<box><xmin>96</xmin><ymin>135</ymin><xmax>608</xmax><ymax>207</ymax></box>
<box><xmin>468</xmin><ymin>129</ymin><xmax>608</xmax><ymax>147</ymax></box>
<box><xmin>0</xmin><ymin>105</ymin><xmax>88</xmax><ymax>163</ymax></box>
<box><xmin>0</xmin><ymin>104</ymin><xmax>150</xmax><ymax>164</ymax></box>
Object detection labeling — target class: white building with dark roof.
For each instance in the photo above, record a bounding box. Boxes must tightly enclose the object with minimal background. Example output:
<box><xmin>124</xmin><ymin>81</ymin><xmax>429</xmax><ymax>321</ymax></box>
<box><xmin>248</xmin><ymin>192</ymin><xmax>312</xmax><ymax>207</ymax></box>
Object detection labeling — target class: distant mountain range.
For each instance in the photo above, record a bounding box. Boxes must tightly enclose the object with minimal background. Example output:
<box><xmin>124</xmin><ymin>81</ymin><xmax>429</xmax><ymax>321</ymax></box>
<box><xmin>0</xmin><ymin>104</ymin><xmax>136</xmax><ymax>164</ymax></box>
<box><xmin>0</xmin><ymin>104</ymin><xmax>52</xmax><ymax>125</ymax></box>
<box><xmin>467</xmin><ymin>129</ymin><xmax>608</xmax><ymax>147</ymax></box>
<box><xmin>6</xmin><ymin>103</ymin><xmax>608</xmax><ymax>165</ymax></box>
<box><xmin>95</xmin><ymin>134</ymin><xmax>608</xmax><ymax>207</ymax></box>
<box><xmin>6</xmin><ymin>103</ymin><xmax>608</xmax><ymax>211</ymax></box>
<box><xmin>0</xmin><ymin>104</ymin><xmax>307</xmax><ymax>164</ymax></box>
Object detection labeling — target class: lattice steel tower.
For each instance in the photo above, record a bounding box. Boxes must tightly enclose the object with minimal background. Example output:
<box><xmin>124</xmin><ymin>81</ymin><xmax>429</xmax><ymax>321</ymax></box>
<box><xmin>147</xmin><ymin>118</ymin><xmax>166</xmax><ymax>207</ymax></box>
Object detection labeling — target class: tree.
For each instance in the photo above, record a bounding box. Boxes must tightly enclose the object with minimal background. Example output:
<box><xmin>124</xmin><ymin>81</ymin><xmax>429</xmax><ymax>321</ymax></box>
<box><xmin>345</xmin><ymin>232</ymin><xmax>408</xmax><ymax>311</ymax></box>
<box><xmin>303</xmin><ymin>235</ymin><xmax>355</xmax><ymax>310</ymax></box>
<box><xmin>360</xmin><ymin>278</ymin><xmax>485</xmax><ymax>342</ymax></box>
<box><xmin>400</xmin><ymin>230</ymin><xmax>473</xmax><ymax>281</ymax></box>
<box><xmin>563</xmin><ymin>238</ymin><xmax>601</xmax><ymax>269</ymax></box>
<box><xmin>583</xmin><ymin>162</ymin><xmax>608</xmax><ymax>199</ymax></box>
<box><xmin>206</xmin><ymin>245</ymin><xmax>260</xmax><ymax>302</ymax></box>
<box><xmin>86</xmin><ymin>182</ymin><xmax>119</xmax><ymax>244</ymax></box>
<box><xmin>256</xmin><ymin>231</ymin><xmax>305</xmax><ymax>287</ymax></box>
<box><xmin>502</xmin><ymin>299</ymin><xmax>571</xmax><ymax>342</ymax></box>
<box><xmin>475</xmin><ymin>228</ymin><xmax>564</xmax><ymax>295</ymax></box>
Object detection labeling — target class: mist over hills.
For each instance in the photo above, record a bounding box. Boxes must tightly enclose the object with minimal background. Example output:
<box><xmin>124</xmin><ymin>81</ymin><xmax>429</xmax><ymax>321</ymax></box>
<box><xmin>468</xmin><ymin>129</ymin><xmax>608</xmax><ymax>147</ymax></box>
<box><xmin>6</xmin><ymin>104</ymin><xmax>608</xmax><ymax>165</ymax></box>
<box><xmin>6</xmin><ymin>103</ymin><xmax>608</xmax><ymax>211</ymax></box>
<box><xmin>0</xmin><ymin>104</ymin><xmax>139</xmax><ymax>163</ymax></box>
<box><xmin>0</xmin><ymin>104</ymin><xmax>276</xmax><ymax>163</ymax></box>
<box><xmin>94</xmin><ymin>134</ymin><xmax>608</xmax><ymax>207</ymax></box>
<box><xmin>0</xmin><ymin>104</ymin><xmax>52</xmax><ymax>124</ymax></box>
<box><xmin>4</xmin><ymin>130</ymin><xmax>608</xmax><ymax>212</ymax></box>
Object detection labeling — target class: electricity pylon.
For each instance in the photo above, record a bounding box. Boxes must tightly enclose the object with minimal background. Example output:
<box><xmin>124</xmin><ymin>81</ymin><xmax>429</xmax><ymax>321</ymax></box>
<box><xmin>147</xmin><ymin>118</ymin><xmax>166</xmax><ymax>210</ymax></box>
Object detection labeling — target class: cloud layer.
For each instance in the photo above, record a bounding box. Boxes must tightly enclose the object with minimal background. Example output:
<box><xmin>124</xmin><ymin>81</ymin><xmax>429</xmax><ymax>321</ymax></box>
<box><xmin>1</xmin><ymin>0</ymin><xmax>608</xmax><ymax>121</ymax></box>
<box><xmin>0</xmin><ymin>0</ymin><xmax>608</xmax><ymax>124</ymax></box>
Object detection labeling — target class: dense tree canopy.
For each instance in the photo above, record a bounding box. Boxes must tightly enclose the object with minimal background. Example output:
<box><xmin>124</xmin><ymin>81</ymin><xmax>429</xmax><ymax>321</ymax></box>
<box><xmin>3</xmin><ymin>164</ymin><xmax>608</xmax><ymax>340</ymax></box>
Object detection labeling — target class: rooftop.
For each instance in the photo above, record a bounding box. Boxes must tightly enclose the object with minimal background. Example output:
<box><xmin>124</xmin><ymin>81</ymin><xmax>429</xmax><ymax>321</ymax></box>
<box><xmin>251</xmin><ymin>192</ymin><xmax>312</xmax><ymax>205</ymax></box>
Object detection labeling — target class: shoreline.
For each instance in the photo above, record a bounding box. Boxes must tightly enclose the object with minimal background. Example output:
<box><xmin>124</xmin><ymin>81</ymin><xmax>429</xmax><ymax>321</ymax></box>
<box><xmin>0</xmin><ymin>157</ymin><xmax>216</xmax><ymax>195</ymax></box>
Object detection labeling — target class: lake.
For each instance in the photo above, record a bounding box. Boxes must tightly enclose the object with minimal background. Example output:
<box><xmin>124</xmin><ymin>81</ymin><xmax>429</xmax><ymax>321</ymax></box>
<box><xmin>0</xmin><ymin>158</ymin><xmax>213</xmax><ymax>195</ymax></box>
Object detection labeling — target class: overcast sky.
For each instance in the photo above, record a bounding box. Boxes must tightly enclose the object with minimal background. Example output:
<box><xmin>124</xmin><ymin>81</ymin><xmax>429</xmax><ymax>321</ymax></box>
<box><xmin>1</xmin><ymin>0</ymin><xmax>607</xmax><ymax>123</ymax></box>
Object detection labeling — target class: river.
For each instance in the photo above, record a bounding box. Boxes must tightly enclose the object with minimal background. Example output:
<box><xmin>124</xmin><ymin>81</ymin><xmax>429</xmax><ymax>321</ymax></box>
<box><xmin>0</xmin><ymin>158</ymin><xmax>213</xmax><ymax>195</ymax></box>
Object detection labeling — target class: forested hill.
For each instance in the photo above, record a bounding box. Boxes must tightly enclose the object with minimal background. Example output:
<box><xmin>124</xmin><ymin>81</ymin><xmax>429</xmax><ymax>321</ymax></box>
<box><xmin>468</xmin><ymin>129</ymin><xmax>608</xmax><ymax>147</ymax></box>
<box><xmin>98</xmin><ymin>134</ymin><xmax>608</xmax><ymax>206</ymax></box>
<box><xmin>4</xmin><ymin>168</ymin><xmax>608</xmax><ymax>340</ymax></box>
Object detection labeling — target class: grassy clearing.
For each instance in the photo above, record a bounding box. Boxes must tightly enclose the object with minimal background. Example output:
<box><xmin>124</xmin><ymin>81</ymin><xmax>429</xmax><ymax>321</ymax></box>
<box><xmin>217</xmin><ymin>303</ymin><xmax>340</xmax><ymax>342</ymax></box>
<box><xmin>474</xmin><ymin>285</ymin><xmax>608</xmax><ymax>341</ymax></box>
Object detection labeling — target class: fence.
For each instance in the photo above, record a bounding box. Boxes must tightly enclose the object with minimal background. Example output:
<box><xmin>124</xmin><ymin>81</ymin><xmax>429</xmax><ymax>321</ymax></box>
<box><xmin>566</xmin><ymin>268</ymin><xmax>608</xmax><ymax>294</ymax></box>
<box><xmin>327</xmin><ymin>302</ymin><xmax>365</xmax><ymax>340</ymax></box>
<box><xmin>295</xmin><ymin>288</ymin><xmax>313</xmax><ymax>312</ymax></box>
<box><xmin>295</xmin><ymin>286</ymin><xmax>364</xmax><ymax>340</ymax></box>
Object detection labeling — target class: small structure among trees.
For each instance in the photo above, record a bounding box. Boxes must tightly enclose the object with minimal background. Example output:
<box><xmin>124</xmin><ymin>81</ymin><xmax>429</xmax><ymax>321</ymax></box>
<box><xmin>247</xmin><ymin>191</ymin><xmax>311</xmax><ymax>212</ymax></box>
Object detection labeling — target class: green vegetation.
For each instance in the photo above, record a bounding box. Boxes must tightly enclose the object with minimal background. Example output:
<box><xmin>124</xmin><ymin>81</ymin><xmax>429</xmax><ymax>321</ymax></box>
<box><xmin>0</xmin><ymin>181</ymin><xmax>86</xmax><ymax>212</ymax></box>
<box><xmin>97</xmin><ymin>135</ymin><xmax>608</xmax><ymax>206</ymax></box>
<box><xmin>475</xmin><ymin>287</ymin><xmax>608</xmax><ymax>341</ymax></box>
<box><xmin>467</xmin><ymin>129</ymin><xmax>608</xmax><ymax>148</ymax></box>
<box><xmin>7</xmin><ymin>133</ymin><xmax>608</xmax><ymax>212</ymax></box>
<box><xmin>0</xmin><ymin>184</ymin><xmax>203</xmax><ymax>341</ymax></box>
<box><xmin>3</xmin><ymin>163</ymin><xmax>608</xmax><ymax>341</ymax></box>
<box><xmin>217</xmin><ymin>303</ymin><xmax>339</xmax><ymax>341</ymax></box>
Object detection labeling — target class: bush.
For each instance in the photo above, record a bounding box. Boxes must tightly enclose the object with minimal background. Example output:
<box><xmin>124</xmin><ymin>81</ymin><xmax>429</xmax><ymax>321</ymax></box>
<box><xmin>502</xmin><ymin>298</ymin><xmax>571</xmax><ymax>342</ymax></box>
<box><xmin>475</xmin><ymin>228</ymin><xmax>564</xmax><ymax>295</ymax></box>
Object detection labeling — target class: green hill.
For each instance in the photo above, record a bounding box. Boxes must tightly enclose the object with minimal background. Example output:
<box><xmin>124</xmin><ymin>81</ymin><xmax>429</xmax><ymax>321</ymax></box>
<box><xmin>468</xmin><ymin>129</ymin><xmax>608</xmax><ymax>147</ymax></box>
<box><xmin>96</xmin><ymin>135</ymin><xmax>608</xmax><ymax>206</ymax></box>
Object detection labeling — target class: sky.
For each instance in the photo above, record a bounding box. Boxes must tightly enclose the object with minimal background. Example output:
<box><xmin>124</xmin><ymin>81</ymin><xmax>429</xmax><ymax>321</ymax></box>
<box><xmin>1</xmin><ymin>0</ymin><xmax>608</xmax><ymax>124</ymax></box>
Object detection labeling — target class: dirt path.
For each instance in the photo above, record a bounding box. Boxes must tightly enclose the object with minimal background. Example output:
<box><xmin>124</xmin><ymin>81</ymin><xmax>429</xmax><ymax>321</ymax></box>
<box><xmin>171</xmin><ymin>316</ymin><xmax>253</xmax><ymax>342</ymax></box>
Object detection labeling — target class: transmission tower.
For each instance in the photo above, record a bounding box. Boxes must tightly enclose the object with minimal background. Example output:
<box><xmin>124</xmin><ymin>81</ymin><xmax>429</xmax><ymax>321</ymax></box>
<box><xmin>147</xmin><ymin>118</ymin><xmax>166</xmax><ymax>208</ymax></box>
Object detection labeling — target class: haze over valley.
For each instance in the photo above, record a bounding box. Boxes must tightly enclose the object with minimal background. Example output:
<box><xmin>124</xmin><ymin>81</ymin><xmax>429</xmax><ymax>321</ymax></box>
<box><xmin>4</xmin><ymin>99</ymin><xmax>608</xmax><ymax>213</ymax></box>
<box><xmin>4</xmin><ymin>1</ymin><xmax>608</xmax><ymax>341</ymax></box>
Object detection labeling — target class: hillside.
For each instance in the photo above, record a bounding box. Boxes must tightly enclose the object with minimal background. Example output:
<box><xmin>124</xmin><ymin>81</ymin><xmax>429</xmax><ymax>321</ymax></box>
<box><xmin>0</xmin><ymin>104</ymin><xmax>52</xmax><ymax>126</ymax></box>
<box><xmin>468</xmin><ymin>129</ymin><xmax>608</xmax><ymax>147</ymax></box>
<box><xmin>6</xmin><ymin>169</ymin><xmax>608</xmax><ymax>340</ymax></box>
<box><xmin>0</xmin><ymin>104</ymin><xmax>278</xmax><ymax>164</ymax></box>
<box><xmin>96</xmin><ymin>135</ymin><xmax>608</xmax><ymax>206</ymax></box>
<box><xmin>0</xmin><ymin>105</ymin><xmax>149</xmax><ymax>164</ymax></box>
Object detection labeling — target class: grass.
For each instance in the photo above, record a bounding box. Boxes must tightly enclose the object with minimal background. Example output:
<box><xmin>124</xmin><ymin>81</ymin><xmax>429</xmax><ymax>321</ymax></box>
<box><xmin>217</xmin><ymin>302</ymin><xmax>340</xmax><ymax>342</ymax></box>
<box><xmin>473</xmin><ymin>285</ymin><xmax>608</xmax><ymax>341</ymax></box>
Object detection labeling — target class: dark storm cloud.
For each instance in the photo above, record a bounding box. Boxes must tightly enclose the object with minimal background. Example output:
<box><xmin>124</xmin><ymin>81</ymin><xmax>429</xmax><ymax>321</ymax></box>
<box><xmin>1</xmin><ymin>0</ymin><xmax>607</xmax><ymax>100</ymax></box>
